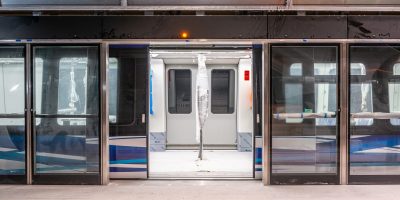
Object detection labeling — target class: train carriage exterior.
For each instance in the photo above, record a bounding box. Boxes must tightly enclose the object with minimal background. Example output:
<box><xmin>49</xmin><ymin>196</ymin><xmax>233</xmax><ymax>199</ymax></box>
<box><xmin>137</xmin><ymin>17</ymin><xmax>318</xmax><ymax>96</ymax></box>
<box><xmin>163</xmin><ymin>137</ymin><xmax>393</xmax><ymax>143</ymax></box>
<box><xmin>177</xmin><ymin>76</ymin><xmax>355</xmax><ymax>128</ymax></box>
<box><xmin>0</xmin><ymin>0</ymin><xmax>400</xmax><ymax>186</ymax></box>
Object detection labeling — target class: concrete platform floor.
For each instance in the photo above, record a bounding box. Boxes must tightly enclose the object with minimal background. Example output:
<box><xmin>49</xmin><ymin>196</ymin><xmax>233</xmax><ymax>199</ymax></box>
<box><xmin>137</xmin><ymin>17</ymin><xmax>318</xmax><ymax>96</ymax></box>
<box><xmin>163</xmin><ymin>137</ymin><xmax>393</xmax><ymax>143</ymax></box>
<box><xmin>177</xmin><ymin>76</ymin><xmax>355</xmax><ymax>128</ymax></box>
<box><xmin>1</xmin><ymin>180</ymin><xmax>400</xmax><ymax>200</ymax></box>
<box><xmin>149</xmin><ymin>150</ymin><xmax>253</xmax><ymax>178</ymax></box>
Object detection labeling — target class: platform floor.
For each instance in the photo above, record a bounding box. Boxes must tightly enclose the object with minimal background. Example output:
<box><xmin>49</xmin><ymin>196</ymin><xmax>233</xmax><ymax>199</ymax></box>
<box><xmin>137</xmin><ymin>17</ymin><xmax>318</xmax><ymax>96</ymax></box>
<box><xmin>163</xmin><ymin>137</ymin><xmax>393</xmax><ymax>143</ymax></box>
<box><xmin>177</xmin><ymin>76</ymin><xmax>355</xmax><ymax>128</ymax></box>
<box><xmin>1</xmin><ymin>180</ymin><xmax>400</xmax><ymax>200</ymax></box>
<box><xmin>149</xmin><ymin>150</ymin><xmax>253</xmax><ymax>178</ymax></box>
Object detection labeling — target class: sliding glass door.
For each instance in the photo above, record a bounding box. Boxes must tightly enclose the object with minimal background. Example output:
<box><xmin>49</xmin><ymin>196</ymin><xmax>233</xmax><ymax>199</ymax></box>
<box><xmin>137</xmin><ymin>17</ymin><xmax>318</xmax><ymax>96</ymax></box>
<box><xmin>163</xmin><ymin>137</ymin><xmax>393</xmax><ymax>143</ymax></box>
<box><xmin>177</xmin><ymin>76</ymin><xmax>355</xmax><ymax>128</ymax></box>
<box><xmin>349</xmin><ymin>45</ymin><xmax>400</xmax><ymax>184</ymax></box>
<box><xmin>32</xmin><ymin>45</ymin><xmax>100</xmax><ymax>184</ymax></box>
<box><xmin>270</xmin><ymin>45</ymin><xmax>339</xmax><ymax>184</ymax></box>
<box><xmin>0</xmin><ymin>46</ymin><xmax>26</xmax><ymax>184</ymax></box>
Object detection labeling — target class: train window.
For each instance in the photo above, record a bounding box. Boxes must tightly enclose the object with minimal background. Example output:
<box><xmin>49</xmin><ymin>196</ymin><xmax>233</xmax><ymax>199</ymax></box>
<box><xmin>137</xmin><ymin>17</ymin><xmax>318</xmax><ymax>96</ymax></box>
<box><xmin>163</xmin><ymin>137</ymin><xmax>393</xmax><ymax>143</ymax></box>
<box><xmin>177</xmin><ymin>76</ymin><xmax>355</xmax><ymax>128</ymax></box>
<box><xmin>350</xmin><ymin>63</ymin><xmax>373</xmax><ymax>126</ymax></box>
<box><xmin>0</xmin><ymin>58</ymin><xmax>25</xmax><ymax>115</ymax></box>
<box><xmin>0</xmin><ymin>46</ymin><xmax>25</xmax><ymax>176</ymax></box>
<box><xmin>108</xmin><ymin>58</ymin><xmax>118</xmax><ymax>123</ymax></box>
<box><xmin>285</xmin><ymin>83</ymin><xmax>303</xmax><ymax>123</ymax></box>
<box><xmin>314</xmin><ymin>63</ymin><xmax>337</xmax><ymax>75</ymax></box>
<box><xmin>389</xmin><ymin>63</ymin><xmax>400</xmax><ymax>125</ymax></box>
<box><xmin>289</xmin><ymin>63</ymin><xmax>302</xmax><ymax>76</ymax></box>
<box><xmin>57</xmin><ymin>58</ymin><xmax>89</xmax><ymax>126</ymax></box>
<box><xmin>314</xmin><ymin>63</ymin><xmax>337</xmax><ymax>126</ymax></box>
<box><xmin>211</xmin><ymin>69</ymin><xmax>235</xmax><ymax>114</ymax></box>
<box><xmin>285</xmin><ymin>63</ymin><xmax>303</xmax><ymax>123</ymax></box>
<box><xmin>168</xmin><ymin>69</ymin><xmax>192</xmax><ymax>114</ymax></box>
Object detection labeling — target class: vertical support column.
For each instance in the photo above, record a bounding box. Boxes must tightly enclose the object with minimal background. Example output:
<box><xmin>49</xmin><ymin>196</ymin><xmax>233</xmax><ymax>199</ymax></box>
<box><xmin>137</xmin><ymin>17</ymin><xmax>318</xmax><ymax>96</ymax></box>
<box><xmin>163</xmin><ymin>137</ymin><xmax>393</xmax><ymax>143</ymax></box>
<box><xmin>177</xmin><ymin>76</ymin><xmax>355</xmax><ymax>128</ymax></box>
<box><xmin>121</xmin><ymin>0</ymin><xmax>128</xmax><ymax>7</ymax></box>
<box><xmin>339</xmin><ymin>42</ymin><xmax>349</xmax><ymax>185</ymax></box>
<box><xmin>262</xmin><ymin>42</ymin><xmax>271</xmax><ymax>185</ymax></box>
<box><xmin>100</xmin><ymin>42</ymin><xmax>109</xmax><ymax>185</ymax></box>
<box><xmin>25</xmin><ymin>43</ymin><xmax>32</xmax><ymax>185</ymax></box>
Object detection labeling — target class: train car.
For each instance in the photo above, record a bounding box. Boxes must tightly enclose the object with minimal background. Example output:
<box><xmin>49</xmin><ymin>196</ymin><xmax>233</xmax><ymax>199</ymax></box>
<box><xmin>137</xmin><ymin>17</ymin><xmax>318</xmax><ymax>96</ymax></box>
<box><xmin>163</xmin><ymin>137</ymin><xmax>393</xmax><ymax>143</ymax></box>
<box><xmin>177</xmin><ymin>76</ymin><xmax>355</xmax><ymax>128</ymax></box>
<box><xmin>0</xmin><ymin>0</ymin><xmax>400</xmax><ymax>186</ymax></box>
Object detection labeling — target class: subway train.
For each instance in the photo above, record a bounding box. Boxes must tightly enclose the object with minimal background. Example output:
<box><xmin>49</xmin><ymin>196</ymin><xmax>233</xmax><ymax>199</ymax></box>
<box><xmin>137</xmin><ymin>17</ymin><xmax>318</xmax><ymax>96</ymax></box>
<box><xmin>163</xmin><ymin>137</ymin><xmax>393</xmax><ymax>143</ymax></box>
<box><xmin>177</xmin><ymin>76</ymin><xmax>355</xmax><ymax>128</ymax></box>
<box><xmin>0</xmin><ymin>0</ymin><xmax>400</xmax><ymax>186</ymax></box>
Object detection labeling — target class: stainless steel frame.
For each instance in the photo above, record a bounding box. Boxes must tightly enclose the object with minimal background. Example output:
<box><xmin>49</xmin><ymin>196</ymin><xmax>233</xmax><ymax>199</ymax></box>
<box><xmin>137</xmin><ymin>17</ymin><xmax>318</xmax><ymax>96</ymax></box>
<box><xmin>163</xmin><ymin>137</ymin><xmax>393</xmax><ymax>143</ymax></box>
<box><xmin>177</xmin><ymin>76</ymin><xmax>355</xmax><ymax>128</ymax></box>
<box><xmin>262</xmin><ymin>42</ymin><xmax>270</xmax><ymax>185</ymax></box>
<box><xmin>100</xmin><ymin>42</ymin><xmax>109</xmax><ymax>185</ymax></box>
<box><xmin>1</xmin><ymin>5</ymin><xmax>400</xmax><ymax>12</ymax></box>
<box><xmin>25</xmin><ymin>43</ymin><xmax>32</xmax><ymax>185</ymax></box>
<box><xmin>339</xmin><ymin>42</ymin><xmax>349</xmax><ymax>185</ymax></box>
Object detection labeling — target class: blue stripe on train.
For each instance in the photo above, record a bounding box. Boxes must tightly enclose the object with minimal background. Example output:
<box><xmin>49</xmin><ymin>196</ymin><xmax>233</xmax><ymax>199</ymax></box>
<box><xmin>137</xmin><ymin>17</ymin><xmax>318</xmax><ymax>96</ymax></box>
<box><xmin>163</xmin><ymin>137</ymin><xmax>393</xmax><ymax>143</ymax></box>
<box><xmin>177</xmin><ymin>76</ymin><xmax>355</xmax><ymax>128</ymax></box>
<box><xmin>350</xmin><ymin>135</ymin><xmax>400</xmax><ymax>153</ymax></box>
<box><xmin>109</xmin><ymin>145</ymin><xmax>147</xmax><ymax>161</ymax></box>
<box><xmin>110</xmin><ymin>159</ymin><xmax>147</xmax><ymax>164</ymax></box>
<box><xmin>255</xmin><ymin>147</ymin><xmax>262</xmax><ymax>165</ymax></box>
<box><xmin>110</xmin><ymin>167</ymin><xmax>147</xmax><ymax>172</ymax></box>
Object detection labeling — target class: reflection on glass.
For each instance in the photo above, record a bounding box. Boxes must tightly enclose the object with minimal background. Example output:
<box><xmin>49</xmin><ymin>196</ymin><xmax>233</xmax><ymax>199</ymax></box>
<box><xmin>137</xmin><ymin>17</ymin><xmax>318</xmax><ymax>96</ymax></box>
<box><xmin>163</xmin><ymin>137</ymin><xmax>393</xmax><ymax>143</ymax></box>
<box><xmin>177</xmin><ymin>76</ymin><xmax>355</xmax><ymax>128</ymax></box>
<box><xmin>349</xmin><ymin>46</ymin><xmax>400</xmax><ymax>180</ymax></box>
<box><xmin>211</xmin><ymin>69</ymin><xmax>235</xmax><ymax>114</ymax></box>
<box><xmin>0</xmin><ymin>118</ymin><xmax>25</xmax><ymax>175</ymax></box>
<box><xmin>35</xmin><ymin>118</ymin><xmax>99</xmax><ymax>174</ymax></box>
<box><xmin>0</xmin><ymin>46</ymin><xmax>25</xmax><ymax>176</ymax></box>
<box><xmin>2</xmin><ymin>0</ymin><xmax>120</xmax><ymax>6</ymax></box>
<box><xmin>271</xmin><ymin>46</ymin><xmax>338</xmax><ymax>184</ymax></box>
<box><xmin>33</xmin><ymin>46</ymin><xmax>99</xmax><ymax>175</ymax></box>
<box><xmin>108</xmin><ymin>58</ymin><xmax>118</xmax><ymax>123</ymax></box>
<box><xmin>34</xmin><ymin>46</ymin><xmax>99</xmax><ymax>115</ymax></box>
<box><xmin>389</xmin><ymin>64</ymin><xmax>400</xmax><ymax>125</ymax></box>
<box><xmin>168</xmin><ymin>69</ymin><xmax>192</xmax><ymax>114</ymax></box>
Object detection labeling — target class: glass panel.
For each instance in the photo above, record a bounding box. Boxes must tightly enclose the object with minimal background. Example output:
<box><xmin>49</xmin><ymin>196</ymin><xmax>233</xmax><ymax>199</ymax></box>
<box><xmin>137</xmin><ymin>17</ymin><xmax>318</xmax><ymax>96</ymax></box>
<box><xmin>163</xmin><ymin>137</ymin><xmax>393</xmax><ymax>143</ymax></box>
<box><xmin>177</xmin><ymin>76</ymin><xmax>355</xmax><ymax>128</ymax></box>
<box><xmin>168</xmin><ymin>69</ymin><xmax>192</xmax><ymax>114</ymax></box>
<box><xmin>0</xmin><ymin>48</ymin><xmax>24</xmax><ymax>115</ymax></box>
<box><xmin>0</xmin><ymin>46</ymin><xmax>25</xmax><ymax>176</ymax></box>
<box><xmin>2</xmin><ymin>0</ymin><xmax>120</xmax><ymax>6</ymax></box>
<box><xmin>349</xmin><ymin>46</ymin><xmax>400</xmax><ymax>181</ymax></box>
<box><xmin>33</xmin><ymin>46</ymin><xmax>99</xmax><ymax>176</ymax></box>
<box><xmin>34</xmin><ymin>46</ymin><xmax>99</xmax><ymax>115</ymax></box>
<box><xmin>35</xmin><ymin>118</ymin><xmax>99</xmax><ymax>173</ymax></box>
<box><xmin>0</xmin><ymin>118</ymin><xmax>25</xmax><ymax>175</ymax></box>
<box><xmin>128</xmin><ymin>0</ymin><xmax>284</xmax><ymax>6</ymax></box>
<box><xmin>271</xmin><ymin>46</ymin><xmax>338</xmax><ymax>184</ymax></box>
<box><xmin>389</xmin><ymin>63</ymin><xmax>400</xmax><ymax>125</ymax></box>
<box><xmin>211</xmin><ymin>69</ymin><xmax>235</xmax><ymax>114</ymax></box>
<box><xmin>293</xmin><ymin>0</ymin><xmax>400</xmax><ymax>5</ymax></box>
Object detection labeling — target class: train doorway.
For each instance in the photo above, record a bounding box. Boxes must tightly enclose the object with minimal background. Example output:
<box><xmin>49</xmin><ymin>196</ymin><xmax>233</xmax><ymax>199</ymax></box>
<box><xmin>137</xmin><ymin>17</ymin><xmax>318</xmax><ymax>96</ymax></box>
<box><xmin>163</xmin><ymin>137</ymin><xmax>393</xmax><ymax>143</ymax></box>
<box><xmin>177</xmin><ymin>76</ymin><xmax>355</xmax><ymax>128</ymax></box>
<box><xmin>148</xmin><ymin>48</ymin><xmax>254</xmax><ymax>178</ymax></box>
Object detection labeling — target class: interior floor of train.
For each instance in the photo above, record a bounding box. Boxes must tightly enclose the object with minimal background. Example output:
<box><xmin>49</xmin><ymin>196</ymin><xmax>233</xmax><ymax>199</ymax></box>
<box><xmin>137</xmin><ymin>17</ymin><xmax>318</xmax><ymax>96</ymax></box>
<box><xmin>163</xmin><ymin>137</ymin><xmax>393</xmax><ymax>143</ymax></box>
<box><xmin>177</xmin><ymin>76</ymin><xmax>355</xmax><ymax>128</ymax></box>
<box><xmin>149</xmin><ymin>150</ymin><xmax>253</xmax><ymax>178</ymax></box>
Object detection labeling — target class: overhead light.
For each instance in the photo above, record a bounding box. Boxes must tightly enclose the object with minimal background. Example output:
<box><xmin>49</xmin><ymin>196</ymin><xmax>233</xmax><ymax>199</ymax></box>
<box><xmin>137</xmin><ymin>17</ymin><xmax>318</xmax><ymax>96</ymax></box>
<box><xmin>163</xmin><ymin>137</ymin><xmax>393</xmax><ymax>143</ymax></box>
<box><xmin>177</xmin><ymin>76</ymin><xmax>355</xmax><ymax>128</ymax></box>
<box><xmin>180</xmin><ymin>31</ymin><xmax>189</xmax><ymax>39</ymax></box>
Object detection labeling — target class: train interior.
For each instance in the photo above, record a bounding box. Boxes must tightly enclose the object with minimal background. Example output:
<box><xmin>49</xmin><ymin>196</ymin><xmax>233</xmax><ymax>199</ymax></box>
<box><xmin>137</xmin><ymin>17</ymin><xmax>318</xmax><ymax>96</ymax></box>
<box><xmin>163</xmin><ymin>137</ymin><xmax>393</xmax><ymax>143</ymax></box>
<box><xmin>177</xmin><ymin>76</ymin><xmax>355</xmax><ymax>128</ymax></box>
<box><xmin>148</xmin><ymin>48</ymin><xmax>254</xmax><ymax>178</ymax></box>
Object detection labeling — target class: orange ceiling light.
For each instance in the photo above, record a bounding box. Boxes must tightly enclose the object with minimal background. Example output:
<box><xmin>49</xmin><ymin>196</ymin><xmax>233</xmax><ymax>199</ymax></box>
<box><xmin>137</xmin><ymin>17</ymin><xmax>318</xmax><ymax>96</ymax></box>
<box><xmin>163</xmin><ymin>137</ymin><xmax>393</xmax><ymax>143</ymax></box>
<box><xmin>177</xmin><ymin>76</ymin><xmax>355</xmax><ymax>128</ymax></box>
<box><xmin>180</xmin><ymin>31</ymin><xmax>189</xmax><ymax>39</ymax></box>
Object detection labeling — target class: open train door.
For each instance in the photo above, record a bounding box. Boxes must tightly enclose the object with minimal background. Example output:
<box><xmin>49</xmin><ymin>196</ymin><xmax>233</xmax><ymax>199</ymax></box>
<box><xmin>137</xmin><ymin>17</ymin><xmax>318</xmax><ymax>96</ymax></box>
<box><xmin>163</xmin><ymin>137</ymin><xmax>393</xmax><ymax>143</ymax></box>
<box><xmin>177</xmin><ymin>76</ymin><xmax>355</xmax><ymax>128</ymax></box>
<box><xmin>108</xmin><ymin>45</ymin><xmax>149</xmax><ymax>179</ymax></box>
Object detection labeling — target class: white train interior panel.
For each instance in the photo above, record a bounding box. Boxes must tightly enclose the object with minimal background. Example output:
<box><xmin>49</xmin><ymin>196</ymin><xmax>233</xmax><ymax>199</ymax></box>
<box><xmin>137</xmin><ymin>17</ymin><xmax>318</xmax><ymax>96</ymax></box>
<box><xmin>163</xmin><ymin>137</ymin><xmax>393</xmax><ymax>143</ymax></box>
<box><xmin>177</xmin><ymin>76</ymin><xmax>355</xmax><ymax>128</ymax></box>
<box><xmin>148</xmin><ymin>48</ymin><xmax>254</xmax><ymax>178</ymax></box>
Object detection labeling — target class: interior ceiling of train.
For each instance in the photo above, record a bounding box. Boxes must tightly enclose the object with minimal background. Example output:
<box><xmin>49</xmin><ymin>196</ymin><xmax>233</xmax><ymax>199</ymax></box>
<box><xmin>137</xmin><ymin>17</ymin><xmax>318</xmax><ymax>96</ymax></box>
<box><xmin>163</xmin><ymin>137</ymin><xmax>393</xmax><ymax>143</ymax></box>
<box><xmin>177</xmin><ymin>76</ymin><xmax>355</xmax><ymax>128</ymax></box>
<box><xmin>1</xmin><ymin>0</ymin><xmax>400</xmax><ymax>14</ymax></box>
<box><xmin>150</xmin><ymin>50</ymin><xmax>252</xmax><ymax>65</ymax></box>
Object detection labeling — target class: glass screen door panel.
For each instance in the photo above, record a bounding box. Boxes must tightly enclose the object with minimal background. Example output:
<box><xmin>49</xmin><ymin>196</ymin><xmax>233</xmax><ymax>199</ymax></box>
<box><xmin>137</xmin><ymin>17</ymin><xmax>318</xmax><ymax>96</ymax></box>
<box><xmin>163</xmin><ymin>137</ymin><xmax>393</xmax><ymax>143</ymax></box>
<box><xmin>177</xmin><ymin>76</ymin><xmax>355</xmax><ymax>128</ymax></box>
<box><xmin>270</xmin><ymin>45</ymin><xmax>339</xmax><ymax>184</ymax></box>
<box><xmin>32</xmin><ymin>45</ymin><xmax>100</xmax><ymax>184</ymax></box>
<box><xmin>0</xmin><ymin>46</ymin><xmax>26</xmax><ymax>184</ymax></box>
<box><xmin>349</xmin><ymin>45</ymin><xmax>400</xmax><ymax>184</ymax></box>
